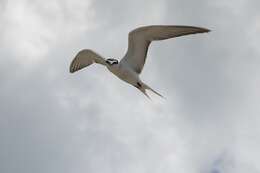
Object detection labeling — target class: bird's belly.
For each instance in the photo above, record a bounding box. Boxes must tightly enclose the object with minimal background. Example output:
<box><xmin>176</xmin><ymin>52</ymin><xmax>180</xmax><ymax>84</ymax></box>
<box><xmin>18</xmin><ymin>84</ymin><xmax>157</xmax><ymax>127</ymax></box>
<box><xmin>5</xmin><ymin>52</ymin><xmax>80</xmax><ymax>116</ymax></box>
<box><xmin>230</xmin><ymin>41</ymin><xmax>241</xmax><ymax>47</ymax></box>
<box><xmin>108</xmin><ymin>66</ymin><xmax>138</xmax><ymax>85</ymax></box>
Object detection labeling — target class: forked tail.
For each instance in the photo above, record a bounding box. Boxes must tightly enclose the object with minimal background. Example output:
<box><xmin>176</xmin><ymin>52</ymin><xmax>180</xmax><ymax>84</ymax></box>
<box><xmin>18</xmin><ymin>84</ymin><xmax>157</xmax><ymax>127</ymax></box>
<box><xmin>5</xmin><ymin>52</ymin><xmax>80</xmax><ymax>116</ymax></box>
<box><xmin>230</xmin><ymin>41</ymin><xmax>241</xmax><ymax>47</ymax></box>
<box><xmin>138</xmin><ymin>82</ymin><xmax>164</xmax><ymax>99</ymax></box>
<box><xmin>139</xmin><ymin>87</ymin><xmax>151</xmax><ymax>99</ymax></box>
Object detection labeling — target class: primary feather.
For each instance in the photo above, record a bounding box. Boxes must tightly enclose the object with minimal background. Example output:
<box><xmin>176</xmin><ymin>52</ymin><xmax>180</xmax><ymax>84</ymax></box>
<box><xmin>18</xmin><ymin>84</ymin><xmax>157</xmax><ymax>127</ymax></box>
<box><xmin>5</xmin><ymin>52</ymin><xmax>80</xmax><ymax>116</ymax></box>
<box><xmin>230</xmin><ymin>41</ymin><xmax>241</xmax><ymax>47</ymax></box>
<box><xmin>70</xmin><ymin>49</ymin><xmax>106</xmax><ymax>73</ymax></box>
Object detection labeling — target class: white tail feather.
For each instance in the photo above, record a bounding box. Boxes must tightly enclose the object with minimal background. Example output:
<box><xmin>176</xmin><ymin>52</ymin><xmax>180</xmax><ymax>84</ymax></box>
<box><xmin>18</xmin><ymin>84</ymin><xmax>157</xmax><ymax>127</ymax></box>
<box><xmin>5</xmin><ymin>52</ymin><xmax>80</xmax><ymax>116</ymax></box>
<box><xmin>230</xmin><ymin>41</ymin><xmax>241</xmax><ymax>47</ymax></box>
<box><xmin>139</xmin><ymin>82</ymin><xmax>164</xmax><ymax>98</ymax></box>
<box><xmin>139</xmin><ymin>87</ymin><xmax>151</xmax><ymax>99</ymax></box>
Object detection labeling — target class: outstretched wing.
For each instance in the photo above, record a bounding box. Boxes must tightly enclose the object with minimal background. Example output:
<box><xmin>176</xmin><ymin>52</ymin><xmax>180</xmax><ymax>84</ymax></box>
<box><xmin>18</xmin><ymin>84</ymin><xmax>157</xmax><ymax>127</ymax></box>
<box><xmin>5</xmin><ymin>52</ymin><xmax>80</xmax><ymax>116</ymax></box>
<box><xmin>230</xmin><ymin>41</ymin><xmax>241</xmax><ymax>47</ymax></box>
<box><xmin>70</xmin><ymin>49</ymin><xmax>107</xmax><ymax>73</ymax></box>
<box><xmin>120</xmin><ymin>25</ymin><xmax>210</xmax><ymax>74</ymax></box>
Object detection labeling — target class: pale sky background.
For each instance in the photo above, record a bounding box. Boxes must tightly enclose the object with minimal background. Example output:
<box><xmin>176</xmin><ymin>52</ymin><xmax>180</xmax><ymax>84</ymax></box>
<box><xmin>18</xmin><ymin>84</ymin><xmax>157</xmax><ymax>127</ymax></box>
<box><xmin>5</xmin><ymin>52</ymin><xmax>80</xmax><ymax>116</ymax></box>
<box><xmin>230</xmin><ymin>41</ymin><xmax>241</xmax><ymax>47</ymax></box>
<box><xmin>0</xmin><ymin>0</ymin><xmax>260</xmax><ymax>173</ymax></box>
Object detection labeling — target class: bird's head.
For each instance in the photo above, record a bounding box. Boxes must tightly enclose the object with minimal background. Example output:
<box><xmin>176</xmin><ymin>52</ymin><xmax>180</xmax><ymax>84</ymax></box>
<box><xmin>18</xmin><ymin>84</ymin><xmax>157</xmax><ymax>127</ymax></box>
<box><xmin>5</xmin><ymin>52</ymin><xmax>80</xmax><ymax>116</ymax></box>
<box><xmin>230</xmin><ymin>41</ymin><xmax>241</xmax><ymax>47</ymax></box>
<box><xmin>106</xmin><ymin>58</ymin><xmax>118</xmax><ymax>65</ymax></box>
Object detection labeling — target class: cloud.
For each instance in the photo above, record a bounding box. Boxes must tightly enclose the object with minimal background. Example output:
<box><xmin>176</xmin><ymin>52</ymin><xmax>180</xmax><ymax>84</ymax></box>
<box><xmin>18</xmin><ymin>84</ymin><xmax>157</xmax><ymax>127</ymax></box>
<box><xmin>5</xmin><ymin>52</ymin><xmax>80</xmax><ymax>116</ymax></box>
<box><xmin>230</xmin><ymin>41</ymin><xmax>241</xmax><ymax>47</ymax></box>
<box><xmin>0</xmin><ymin>0</ymin><xmax>260</xmax><ymax>173</ymax></box>
<box><xmin>1</xmin><ymin>0</ymin><xmax>95</xmax><ymax>66</ymax></box>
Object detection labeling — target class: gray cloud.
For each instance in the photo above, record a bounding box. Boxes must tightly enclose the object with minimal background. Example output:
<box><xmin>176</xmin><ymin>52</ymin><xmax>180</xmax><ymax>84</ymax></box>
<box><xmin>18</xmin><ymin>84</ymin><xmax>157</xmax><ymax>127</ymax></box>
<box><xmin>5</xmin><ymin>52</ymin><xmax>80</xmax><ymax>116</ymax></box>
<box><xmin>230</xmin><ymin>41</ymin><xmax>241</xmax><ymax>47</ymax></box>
<box><xmin>0</xmin><ymin>0</ymin><xmax>260</xmax><ymax>173</ymax></box>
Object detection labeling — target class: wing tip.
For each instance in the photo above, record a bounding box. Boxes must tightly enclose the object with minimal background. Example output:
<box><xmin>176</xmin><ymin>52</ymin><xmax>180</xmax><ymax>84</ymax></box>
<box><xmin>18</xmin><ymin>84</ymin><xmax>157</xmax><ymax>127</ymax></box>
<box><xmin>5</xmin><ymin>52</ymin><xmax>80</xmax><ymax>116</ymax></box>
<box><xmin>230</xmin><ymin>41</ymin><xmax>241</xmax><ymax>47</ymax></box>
<box><xmin>205</xmin><ymin>28</ymin><xmax>211</xmax><ymax>33</ymax></box>
<box><xmin>178</xmin><ymin>25</ymin><xmax>211</xmax><ymax>33</ymax></box>
<box><xmin>69</xmin><ymin>69</ymin><xmax>75</xmax><ymax>73</ymax></box>
<box><xmin>69</xmin><ymin>62</ymin><xmax>78</xmax><ymax>73</ymax></box>
<box><xmin>69</xmin><ymin>63</ymin><xmax>75</xmax><ymax>73</ymax></box>
<box><xmin>201</xmin><ymin>27</ymin><xmax>211</xmax><ymax>33</ymax></box>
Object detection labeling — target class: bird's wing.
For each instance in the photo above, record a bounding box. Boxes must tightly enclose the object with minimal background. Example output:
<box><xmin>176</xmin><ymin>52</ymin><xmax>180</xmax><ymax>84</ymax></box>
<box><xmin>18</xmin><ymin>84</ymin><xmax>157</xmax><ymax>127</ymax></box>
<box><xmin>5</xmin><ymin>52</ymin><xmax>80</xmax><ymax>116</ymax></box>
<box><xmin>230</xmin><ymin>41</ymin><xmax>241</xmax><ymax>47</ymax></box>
<box><xmin>120</xmin><ymin>25</ymin><xmax>210</xmax><ymax>74</ymax></box>
<box><xmin>70</xmin><ymin>49</ymin><xmax>107</xmax><ymax>73</ymax></box>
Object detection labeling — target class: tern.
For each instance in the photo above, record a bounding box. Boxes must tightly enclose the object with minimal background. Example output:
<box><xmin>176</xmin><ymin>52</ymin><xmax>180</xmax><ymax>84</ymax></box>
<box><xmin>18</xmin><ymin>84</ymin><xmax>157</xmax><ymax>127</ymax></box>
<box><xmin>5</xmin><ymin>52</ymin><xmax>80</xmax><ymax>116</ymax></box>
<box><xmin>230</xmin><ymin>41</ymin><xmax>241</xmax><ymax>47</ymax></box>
<box><xmin>70</xmin><ymin>25</ymin><xmax>210</xmax><ymax>98</ymax></box>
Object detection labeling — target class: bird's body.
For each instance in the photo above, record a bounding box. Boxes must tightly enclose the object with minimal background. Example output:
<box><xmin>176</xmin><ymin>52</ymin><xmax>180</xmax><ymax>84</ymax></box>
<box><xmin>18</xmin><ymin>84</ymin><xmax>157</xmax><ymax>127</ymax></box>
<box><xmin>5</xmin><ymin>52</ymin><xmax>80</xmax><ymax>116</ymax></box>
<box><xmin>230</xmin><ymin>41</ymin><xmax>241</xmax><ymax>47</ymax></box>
<box><xmin>107</xmin><ymin>63</ymin><xmax>138</xmax><ymax>86</ymax></box>
<box><xmin>70</xmin><ymin>25</ymin><xmax>210</xmax><ymax>98</ymax></box>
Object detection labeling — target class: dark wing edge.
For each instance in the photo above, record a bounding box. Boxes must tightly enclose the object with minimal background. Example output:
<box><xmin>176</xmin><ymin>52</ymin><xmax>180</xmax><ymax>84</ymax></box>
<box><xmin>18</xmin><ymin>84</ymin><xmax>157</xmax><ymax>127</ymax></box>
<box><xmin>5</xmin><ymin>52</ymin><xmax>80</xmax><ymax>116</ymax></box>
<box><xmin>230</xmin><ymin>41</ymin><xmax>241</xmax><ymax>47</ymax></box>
<box><xmin>129</xmin><ymin>25</ymin><xmax>211</xmax><ymax>41</ymax></box>
<box><xmin>121</xmin><ymin>25</ymin><xmax>210</xmax><ymax>74</ymax></box>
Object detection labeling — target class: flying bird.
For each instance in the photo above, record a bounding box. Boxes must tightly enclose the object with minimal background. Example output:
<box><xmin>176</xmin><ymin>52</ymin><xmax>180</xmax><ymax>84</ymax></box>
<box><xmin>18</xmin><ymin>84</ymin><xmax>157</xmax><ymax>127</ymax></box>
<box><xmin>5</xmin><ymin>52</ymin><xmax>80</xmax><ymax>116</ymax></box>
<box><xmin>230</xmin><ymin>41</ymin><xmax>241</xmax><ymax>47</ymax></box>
<box><xmin>70</xmin><ymin>25</ymin><xmax>210</xmax><ymax>98</ymax></box>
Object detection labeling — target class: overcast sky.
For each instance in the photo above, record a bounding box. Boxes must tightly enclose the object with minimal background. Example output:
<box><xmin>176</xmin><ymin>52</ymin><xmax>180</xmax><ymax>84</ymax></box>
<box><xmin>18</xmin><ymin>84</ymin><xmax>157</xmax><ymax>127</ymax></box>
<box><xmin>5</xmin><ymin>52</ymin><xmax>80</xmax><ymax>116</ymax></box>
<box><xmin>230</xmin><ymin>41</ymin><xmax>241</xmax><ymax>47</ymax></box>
<box><xmin>1</xmin><ymin>0</ymin><xmax>260</xmax><ymax>173</ymax></box>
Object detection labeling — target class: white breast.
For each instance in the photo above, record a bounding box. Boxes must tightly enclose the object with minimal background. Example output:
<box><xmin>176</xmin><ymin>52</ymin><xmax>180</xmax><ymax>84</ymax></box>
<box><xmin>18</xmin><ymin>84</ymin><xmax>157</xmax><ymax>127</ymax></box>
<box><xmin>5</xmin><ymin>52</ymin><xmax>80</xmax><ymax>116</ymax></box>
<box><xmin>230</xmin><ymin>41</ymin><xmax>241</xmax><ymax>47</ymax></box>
<box><xmin>107</xmin><ymin>64</ymin><xmax>139</xmax><ymax>85</ymax></box>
